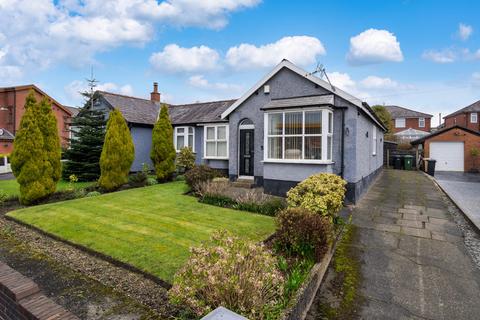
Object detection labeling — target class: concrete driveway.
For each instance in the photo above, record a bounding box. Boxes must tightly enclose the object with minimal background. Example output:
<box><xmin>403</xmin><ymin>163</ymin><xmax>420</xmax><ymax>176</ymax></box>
<box><xmin>435</xmin><ymin>171</ymin><xmax>480</xmax><ymax>230</ymax></box>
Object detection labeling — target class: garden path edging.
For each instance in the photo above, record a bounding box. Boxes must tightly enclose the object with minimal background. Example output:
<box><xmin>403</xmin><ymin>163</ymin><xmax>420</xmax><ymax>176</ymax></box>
<box><xmin>280</xmin><ymin>228</ymin><xmax>343</xmax><ymax>320</ymax></box>
<box><xmin>4</xmin><ymin>214</ymin><xmax>172</xmax><ymax>289</ymax></box>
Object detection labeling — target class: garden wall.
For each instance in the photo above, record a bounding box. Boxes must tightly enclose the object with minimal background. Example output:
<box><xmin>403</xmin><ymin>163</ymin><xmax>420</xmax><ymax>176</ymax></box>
<box><xmin>0</xmin><ymin>262</ymin><xmax>78</xmax><ymax>320</ymax></box>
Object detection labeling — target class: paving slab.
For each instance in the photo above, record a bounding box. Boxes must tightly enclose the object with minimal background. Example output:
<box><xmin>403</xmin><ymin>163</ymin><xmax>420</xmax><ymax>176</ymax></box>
<box><xmin>353</xmin><ymin>170</ymin><xmax>480</xmax><ymax>320</ymax></box>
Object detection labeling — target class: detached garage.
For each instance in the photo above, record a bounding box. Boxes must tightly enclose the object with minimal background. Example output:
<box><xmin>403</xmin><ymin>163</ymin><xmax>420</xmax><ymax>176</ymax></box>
<box><xmin>411</xmin><ymin>125</ymin><xmax>480</xmax><ymax>172</ymax></box>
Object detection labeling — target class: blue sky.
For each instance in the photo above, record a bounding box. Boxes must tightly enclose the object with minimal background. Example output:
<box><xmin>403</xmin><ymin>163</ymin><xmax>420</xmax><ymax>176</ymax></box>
<box><xmin>1</xmin><ymin>0</ymin><xmax>479</xmax><ymax>125</ymax></box>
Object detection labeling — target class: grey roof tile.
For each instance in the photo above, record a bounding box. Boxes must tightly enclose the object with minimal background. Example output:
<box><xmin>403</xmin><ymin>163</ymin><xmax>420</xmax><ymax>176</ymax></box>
<box><xmin>99</xmin><ymin>91</ymin><xmax>160</xmax><ymax>125</ymax></box>
<box><xmin>385</xmin><ymin>105</ymin><xmax>433</xmax><ymax>118</ymax></box>
<box><xmin>169</xmin><ymin>99</ymin><xmax>235</xmax><ymax>124</ymax></box>
<box><xmin>444</xmin><ymin>100</ymin><xmax>480</xmax><ymax>118</ymax></box>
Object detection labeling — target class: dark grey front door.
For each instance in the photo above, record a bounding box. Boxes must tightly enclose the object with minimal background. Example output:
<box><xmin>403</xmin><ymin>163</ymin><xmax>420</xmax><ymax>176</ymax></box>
<box><xmin>239</xmin><ymin>129</ymin><xmax>254</xmax><ymax>176</ymax></box>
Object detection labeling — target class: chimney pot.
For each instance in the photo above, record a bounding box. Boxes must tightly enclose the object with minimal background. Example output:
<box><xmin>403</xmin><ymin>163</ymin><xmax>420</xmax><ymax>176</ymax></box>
<box><xmin>151</xmin><ymin>82</ymin><xmax>160</xmax><ymax>102</ymax></box>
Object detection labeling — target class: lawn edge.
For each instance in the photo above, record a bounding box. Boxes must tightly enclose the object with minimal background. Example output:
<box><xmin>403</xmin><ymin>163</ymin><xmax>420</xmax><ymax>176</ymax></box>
<box><xmin>4</xmin><ymin>214</ymin><xmax>172</xmax><ymax>289</ymax></box>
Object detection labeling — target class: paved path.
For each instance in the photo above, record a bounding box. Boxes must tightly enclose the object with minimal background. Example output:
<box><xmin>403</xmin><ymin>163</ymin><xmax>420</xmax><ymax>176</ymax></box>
<box><xmin>434</xmin><ymin>171</ymin><xmax>480</xmax><ymax>230</ymax></box>
<box><xmin>353</xmin><ymin>169</ymin><xmax>480</xmax><ymax>319</ymax></box>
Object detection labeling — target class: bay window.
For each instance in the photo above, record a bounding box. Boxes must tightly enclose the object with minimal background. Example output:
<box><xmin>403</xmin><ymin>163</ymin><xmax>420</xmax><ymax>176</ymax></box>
<box><xmin>174</xmin><ymin>126</ymin><xmax>195</xmax><ymax>152</ymax></box>
<box><xmin>204</xmin><ymin>124</ymin><xmax>228</xmax><ymax>158</ymax></box>
<box><xmin>265</xmin><ymin>108</ymin><xmax>333</xmax><ymax>162</ymax></box>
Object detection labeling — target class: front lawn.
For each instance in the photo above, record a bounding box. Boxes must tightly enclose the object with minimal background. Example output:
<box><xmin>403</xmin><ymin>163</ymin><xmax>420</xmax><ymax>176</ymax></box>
<box><xmin>8</xmin><ymin>181</ymin><xmax>275</xmax><ymax>282</ymax></box>
<box><xmin>0</xmin><ymin>179</ymin><xmax>93</xmax><ymax>197</ymax></box>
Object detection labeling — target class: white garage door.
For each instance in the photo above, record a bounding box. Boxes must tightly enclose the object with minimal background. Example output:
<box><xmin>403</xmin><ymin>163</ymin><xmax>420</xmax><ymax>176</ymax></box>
<box><xmin>430</xmin><ymin>142</ymin><xmax>464</xmax><ymax>171</ymax></box>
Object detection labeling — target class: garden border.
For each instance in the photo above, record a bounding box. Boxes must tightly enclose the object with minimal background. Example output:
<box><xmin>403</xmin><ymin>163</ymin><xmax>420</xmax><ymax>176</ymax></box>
<box><xmin>5</xmin><ymin>215</ymin><xmax>172</xmax><ymax>289</ymax></box>
<box><xmin>280</xmin><ymin>226</ymin><xmax>344</xmax><ymax>320</ymax></box>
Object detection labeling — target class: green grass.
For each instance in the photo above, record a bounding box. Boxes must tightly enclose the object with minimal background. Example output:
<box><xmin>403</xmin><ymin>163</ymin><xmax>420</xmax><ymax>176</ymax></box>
<box><xmin>8</xmin><ymin>181</ymin><xmax>275</xmax><ymax>282</ymax></box>
<box><xmin>0</xmin><ymin>179</ymin><xmax>93</xmax><ymax>197</ymax></box>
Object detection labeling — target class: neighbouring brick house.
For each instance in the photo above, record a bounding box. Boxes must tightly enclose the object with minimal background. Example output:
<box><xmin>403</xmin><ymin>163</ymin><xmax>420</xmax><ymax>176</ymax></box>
<box><xmin>0</xmin><ymin>85</ymin><xmax>72</xmax><ymax>154</ymax></box>
<box><xmin>443</xmin><ymin>100</ymin><xmax>480</xmax><ymax>132</ymax></box>
<box><xmin>385</xmin><ymin>105</ymin><xmax>433</xmax><ymax>141</ymax></box>
<box><xmin>411</xmin><ymin>125</ymin><xmax>480</xmax><ymax>172</ymax></box>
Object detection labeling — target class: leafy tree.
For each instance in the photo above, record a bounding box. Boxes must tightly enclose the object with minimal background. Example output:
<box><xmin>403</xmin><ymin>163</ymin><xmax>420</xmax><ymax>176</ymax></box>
<box><xmin>372</xmin><ymin>105</ymin><xmax>394</xmax><ymax>139</ymax></box>
<box><xmin>10</xmin><ymin>91</ymin><xmax>50</xmax><ymax>204</ymax></box>
<box><xmin>151</xmin><ymin>104</ymin><xmax>176</xmax><ymax>181</ymax></box>
<box><xmin>62</xmin><ymin>91</ymin><xmax>106</xmax><ymax>181</ymax></box>
<box><xmin>98</xmin><ymin>109</ymin><xmax>134</xmax><ymax>190</ymax></box>
<box><xmin>38</xmin><ymin>97</ymin><xmax>62</xmax><ymax>193</ymax></box>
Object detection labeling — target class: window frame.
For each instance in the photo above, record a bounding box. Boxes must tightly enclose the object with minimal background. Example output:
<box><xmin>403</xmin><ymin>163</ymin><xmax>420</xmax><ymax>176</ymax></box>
<box><xmin>372</xmin><ymin>125</ymin><xmax>377</xmax><ymax>156</ymax></box>
<box><xmin>418</xmin><ymin>117</ymin><xmax>425</xmax><ymax>128</ymax></box>
<box><xmin>203</xmin><ymin>124</ymin><xmax>229</xmax><ymax>159</ymax></box>
<box><xmin>395</xmin><ymin>117</ymin><xmax>406</xmax><ymax>128</ymax></box>
<box><xmin>263</xmin><ymin>107</ymin><xmax>333</xmax><ymax>164</ymax></box>
<box><xmin>471</xmin><ymin>112</ymin><xmax>478</xmax><ymax>124</ymax></box>
<box><xmin>174</xmin><ymin>126</ymin><xmax>195</xmax><ymax>152</ymax></box>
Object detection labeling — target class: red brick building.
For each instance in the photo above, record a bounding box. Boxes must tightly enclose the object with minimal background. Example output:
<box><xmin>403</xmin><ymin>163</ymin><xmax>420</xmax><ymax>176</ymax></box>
<box><xmin>385</xmin><ymin>105</ymin><xmax>433</xmax><ymax>141</ymax></box>
<box><xmin>443</xmin><ymin>100</ymin><xmax>479</xmax><ymax>132</ymax></box>
<box><xmin>0</xmin><ymin>85</ymin><xmax>72</xmax><ymax>154</ymax></box>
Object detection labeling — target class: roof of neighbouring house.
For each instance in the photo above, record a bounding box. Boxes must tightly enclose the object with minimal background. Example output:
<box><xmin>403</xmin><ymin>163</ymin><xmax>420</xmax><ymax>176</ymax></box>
<box><xmin>97</xmin><ymin>91</ymin><xmax>236</xmax><ymax>126</ymax></box>
<box><xmin>384</xmin><ymin>105</ymin><xmax>433</xmax><ymax>118</ymax></box>
<box><xmin>65</xmin><ymin>106</ymin><xmax>80</xmax><ymax>117</ymax></box>
<box><xmin>169</xmin><ymin>99</ymin><xmax>235</xmax><ymax>124</ymax></box>
<box><xmin>0</xmin><ymin>128</ymin><xmax>14</xmax><ymax>141</ymax></box>
<box><xmin>410</xmin><ymin>125</ymin><xmax>480</xmax><ymax>145</ymax></box>
<box><xmin>444</xmin><ymin>99</ymin><xmax>480</xmax><ymax>118</ymax></box>
<box><xmin>98</xmin><ymin>91</ymin><xmax>161</xmax><ymax>125</ymax></box>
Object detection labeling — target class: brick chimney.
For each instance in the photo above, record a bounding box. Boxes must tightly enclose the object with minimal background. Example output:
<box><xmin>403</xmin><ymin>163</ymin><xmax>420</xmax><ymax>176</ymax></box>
<box><xmin>150</xmin><ymin>82</ymin><xmax>160</xmax><ymax>102</ymax></box>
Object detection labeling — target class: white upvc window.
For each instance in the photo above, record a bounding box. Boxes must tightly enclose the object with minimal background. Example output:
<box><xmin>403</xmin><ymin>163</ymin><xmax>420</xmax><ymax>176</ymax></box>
<box><xmin>372</xmin><ymin>125</ymin><xmax>377</xmax><ymax>156</ymax></box>
<box><xmin>419</xmin><ymin>117</ymin><xmax>425</xmax><ymax>128</ymax></box>
<box><xmin>174</xmin><ymin>126</ymin><xmax>195</xmax><ymax>152</ymax></box>
<box><xmin>264</xmin><ymin>108</ymin><xmax>333</xmax><ymax>163</ymax></box>
<box><xmin>204</xmin><ymin>124</ymin><xmax>229</xmax><ymax>159</ymax></box>
<box><xmin>471</xmin><ymin>112</ymin><xmax>478</xmax><ymax>123</ymax></box>
<box><xmin>395</xmin><ymin>118</ymin><xmax>406</xmax><ymax>128</ymax></box>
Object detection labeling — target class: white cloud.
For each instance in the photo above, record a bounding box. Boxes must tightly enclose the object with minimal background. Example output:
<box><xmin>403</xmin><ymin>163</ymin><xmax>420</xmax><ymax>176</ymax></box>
<box><xmin>0</xmin><ymin>0</ymin><xmax>260</xmax><ymax>78</ymax></box>
<box><xmin>422</xmin><ymin>48</ymin><xmax>457</xmax><ymax>63</ymax></box>
<box><xmin>347</xmin><ymin>29</ymin><xmax>403</xmax><ymax>65</ymax></box>
<box><xmin>150</xmin><ymin>44</ymin><xmax>220</xmax><ymax>73</ymax></box>
<box><xmin>360</xmin><ymin>76</ymin><xmax>399</xmax><ymax>89</ymax></box>
<box><xmin>65</xmin><ymin>80</ymin><xmax>133</xmax><ymax>105</ymax></box>
<box><xmin>457</xmin><ymin>23</ymin><xmax>473</xmax><ymax>41</ymax></box>
<box><xmin>188</xmin><ymin>74</ymin><xmax>242</xmax><ymax>91</ymax></box>
<box><xmin>226</xmin><ymin>36</ymin><xmax>326</xmax><ymax>69</ymax></box>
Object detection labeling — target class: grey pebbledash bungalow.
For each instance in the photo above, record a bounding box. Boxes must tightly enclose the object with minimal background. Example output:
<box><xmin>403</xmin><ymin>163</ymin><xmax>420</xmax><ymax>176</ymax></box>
<box><xmin>90</xmin><ymin>60</ymin><xmax>386</xmax><ymax>203</ymax></box>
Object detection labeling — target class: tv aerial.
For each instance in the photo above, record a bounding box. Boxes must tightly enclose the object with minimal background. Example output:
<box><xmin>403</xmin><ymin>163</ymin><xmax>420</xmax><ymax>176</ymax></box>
<box><xmin>309</xmin><ymin>62</ymin><xmax>335</xmax><ymax>91</ymax></box>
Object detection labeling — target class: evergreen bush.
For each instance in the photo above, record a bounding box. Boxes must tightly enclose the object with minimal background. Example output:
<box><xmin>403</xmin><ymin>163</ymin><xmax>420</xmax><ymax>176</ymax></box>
<box><xmin>176</xmin><ymin>146</ymin><xmax>195</xmax><ymax>173</ymax></box>
<box><xmin>98</xmin><ymin>109</ymin><xmax>135</xmax><ymax>191</ymax></box>
<box><xmin>151</xmin><ymin>104</ymin><xmax>176</xmax><ymax>181</ymax></box>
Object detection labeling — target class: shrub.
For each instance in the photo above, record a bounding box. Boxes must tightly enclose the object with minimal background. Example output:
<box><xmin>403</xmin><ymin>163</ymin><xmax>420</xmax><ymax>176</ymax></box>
<box><xmin>176</xmin><ymin>146</ymin><xmax>196</xmax><ymax>173</ymax></box>
<box><xmin>287</xmin><ymin>173</ymin><xmax>346</xmax><ymax>220</ymax></box>
<box><xmin>86</xmin><ymin>191</ymin><xmax>101</xmax><ymax>197</ymax></box>
<box><xmin>169</xmin><ymin>231</ymin><xmax>284</xmax><ymax>319</ymax></box>
<box><xmin>146</xmin><ymin>177</ymin><xmax>158</xmax><ymax>186</ymax></box>
<box><xmin>129</xmin><ymin>163</ymin><xmax>150</xmax><ymax>186</ymax></box>
<box><xmin>234</xmin><ymin>190</ymin><xmax>286</xmax><ymax>216</ymax></box>
<box><xmin>184</xmin><ymin>165</ymin><xmax>219</xmax><ymax>193</ymax></box>
<box><xmin>151</xmin><ymin>104</ymin><xmax>176</xmax><ymax>182</ymax></box>
<box><xmin>276</xmin><ymin>208</ymin><xmax>333</xmax><ymax>262</ymax></box>
<box><xmin>98</xmin><ymin>109</ymin><xmax>135</xmax><ymax>191</ymax></box>
<box><xmin>0</xmin><ymin>190</ymin><xmax>9</xmax><ymax>203</ymax></box>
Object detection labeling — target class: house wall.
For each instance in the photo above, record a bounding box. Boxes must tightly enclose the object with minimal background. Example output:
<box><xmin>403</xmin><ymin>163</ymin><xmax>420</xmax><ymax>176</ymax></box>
<box><xmin>423</xmin><ymin>128</ymin><xmax>480</xmax><ymax>172</ymax></box>
<box><xmin>391</xmin><ymin>117</ymin><xmax>431</xmax><ymax>133</ymax></box>
<box><xmin>130</xmin><ymin>126</ymin><xmax>153</xmax><ymax>172</ymax></box>
<box><xmin>0</xmin><ymin>87</ymin><xmax>71</xmax><ymax>154</ymax></box>
<box><xmin>445</xmin><ymin>113</ymin><xmax>479</xmax><ymax>132</ymax></box>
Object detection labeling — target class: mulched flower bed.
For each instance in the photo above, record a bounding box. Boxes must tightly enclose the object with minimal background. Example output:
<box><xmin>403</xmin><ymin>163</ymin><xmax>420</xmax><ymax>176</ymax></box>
<box><xmin>0</xmin><ymin>216</ymin><xmax>182</xmax><ymax>319</ymax></box>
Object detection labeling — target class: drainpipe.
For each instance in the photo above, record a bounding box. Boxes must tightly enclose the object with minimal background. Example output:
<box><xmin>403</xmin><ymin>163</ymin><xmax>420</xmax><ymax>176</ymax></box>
<box><xmin>13</xmin><ymin>87</ymin><xmax>16</xmax><ymax>134</ymax></box>
<box><xmin>340</xmin><ymin>108</ymin><xmax>345</xmax><ymax>178</ymax></box>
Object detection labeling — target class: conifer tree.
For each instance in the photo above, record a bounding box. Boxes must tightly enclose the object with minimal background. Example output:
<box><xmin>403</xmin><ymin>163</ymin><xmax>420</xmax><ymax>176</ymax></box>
<box><xmin>98</xmin><ymin>109</ymin><xmax>134</xmax><ymax>190</ymax></box>
<box><xmin>10</xmin><ymin>91</ymin><xmax>50</xmax><ymax>204</ymax></box>
<box><xmin>151</xmin><ymin>104</ymin><xmax>176</xmax><ymax>181</ymax></box>
<box><xmin>37</xmin><ymin>97</ymin><xmax>61</xmax><ymax>193</ymax></box>
<box><xmin>62</xmin><ymin>91</ymin><xmax>106</xmax><ymax>181</ymax></box>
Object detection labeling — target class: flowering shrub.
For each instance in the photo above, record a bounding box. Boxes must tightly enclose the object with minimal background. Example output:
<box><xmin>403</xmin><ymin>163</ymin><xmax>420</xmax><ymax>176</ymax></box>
<box><xmin>276</xmin><ymin>208</ymin><xmax>333</xmax><ymax>262</ymax></box>
<box><xmin>176</xmin><ymin>146</ymin><xmax>196</xmax><ymax>173</ymax></box>
<box><xmin>184</xmin><ymin>165</ymin><xmax>219</xmax><ymax>193</ymax></box>
<box><xmin>286</xmin><ymin>173</ymin><xmax>346</xmax><ymax>220</ymax></box>
<box><xmin>146</xmin><ymin>177</ymin><xmax>158</xmax><ymax>186</ymax></box>
<box><xmin>169</xmin><ymin>231</ymin><xmax>284</xmax><ymax>319</ymax></box>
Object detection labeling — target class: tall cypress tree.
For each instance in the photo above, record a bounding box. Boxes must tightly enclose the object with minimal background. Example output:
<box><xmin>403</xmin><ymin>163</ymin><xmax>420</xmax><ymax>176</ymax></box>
<box><xmin>10</xmin><ymin>91</ymin><xmax>50</xmax><ymax>204</ymax></box>
<box><xmin>38</xmin><ymin>97</ymin><xmax>61</xmax><ymax>194</ymax></box>
<box><xmin>151</xmin><ymin>104</ymin><xmax>176</xmax><ymax>181</ymax></box>
<box><xmin>98</xmin><ymin>109</ymin><xmax>135</xmax><ymax>191</ymax></box>
<box><xmin>62</xmin><ymin>92</ymin><xmax>106</xmax><ymax>181</ymax></box>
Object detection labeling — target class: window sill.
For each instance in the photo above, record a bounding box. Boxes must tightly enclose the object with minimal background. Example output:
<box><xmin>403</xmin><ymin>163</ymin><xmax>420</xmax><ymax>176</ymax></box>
<box><xmin>262</xmin><ymin>159</ymin><xmax>334</xmax><ymax>165</ymax></box>
<box><xmin>203</xmin><ymin>157</ymin><xmax>229</xmax><ymax>160</ymax></box>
